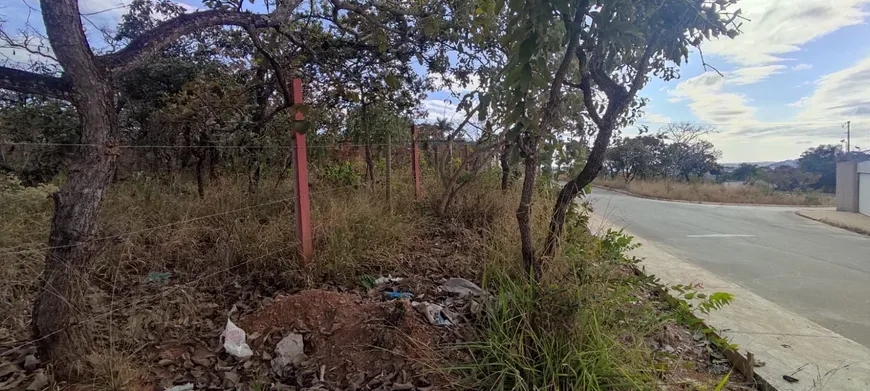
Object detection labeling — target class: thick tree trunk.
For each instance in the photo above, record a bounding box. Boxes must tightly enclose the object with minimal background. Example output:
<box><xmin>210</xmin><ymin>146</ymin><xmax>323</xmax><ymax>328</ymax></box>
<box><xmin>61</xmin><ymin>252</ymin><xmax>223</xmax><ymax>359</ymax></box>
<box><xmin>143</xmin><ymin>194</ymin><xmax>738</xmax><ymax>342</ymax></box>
<box><xmin>33</xmin><ymin>0</ymin><xmax>120</xmax><ymax>378</ymax></box>
<box><xmin>516</xmin><ymin>138</ymin><xmax>540</xmax><ymax>281</ymax></box>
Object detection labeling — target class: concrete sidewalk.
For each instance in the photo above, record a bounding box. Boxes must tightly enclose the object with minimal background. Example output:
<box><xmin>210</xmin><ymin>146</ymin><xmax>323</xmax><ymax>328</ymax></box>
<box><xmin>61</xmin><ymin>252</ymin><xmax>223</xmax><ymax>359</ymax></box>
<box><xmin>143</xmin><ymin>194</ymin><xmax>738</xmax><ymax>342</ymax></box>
<box><xmin>796</xmin><ymin>209</ymin><xmax>870</xmax><ymax>236</ymax></box>
<box><xmin>590</xmin><ymin>213</ymin><xmax>870</xmax><ymax>391</ymax></box>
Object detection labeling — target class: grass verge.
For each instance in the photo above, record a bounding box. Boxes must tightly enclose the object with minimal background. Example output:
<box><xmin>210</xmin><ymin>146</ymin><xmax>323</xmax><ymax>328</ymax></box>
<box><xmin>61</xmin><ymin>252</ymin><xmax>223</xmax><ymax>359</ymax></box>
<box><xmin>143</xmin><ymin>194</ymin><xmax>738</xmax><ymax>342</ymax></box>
<box><xmin>450</xmin><ymin>178</ymin><xmax>744</xmax><ymax>390</ymax></box>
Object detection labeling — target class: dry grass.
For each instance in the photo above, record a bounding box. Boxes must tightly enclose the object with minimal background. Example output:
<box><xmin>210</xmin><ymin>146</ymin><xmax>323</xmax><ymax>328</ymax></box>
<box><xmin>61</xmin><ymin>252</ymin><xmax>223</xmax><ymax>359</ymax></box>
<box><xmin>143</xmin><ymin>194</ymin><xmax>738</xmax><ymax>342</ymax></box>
<box><xmin>597</xmin><ymin>177</ymin><xmax>833</xmax><ymax>206</ymax></box>
<box><xmin>0</xmin><ymin>166</ymin><xmax>425</xmax><ymax>387</ymax></box>
<box><xmin>1</xmin><ymin>168</ymin><xmax>745</xmax><ymax>390</ymax></box>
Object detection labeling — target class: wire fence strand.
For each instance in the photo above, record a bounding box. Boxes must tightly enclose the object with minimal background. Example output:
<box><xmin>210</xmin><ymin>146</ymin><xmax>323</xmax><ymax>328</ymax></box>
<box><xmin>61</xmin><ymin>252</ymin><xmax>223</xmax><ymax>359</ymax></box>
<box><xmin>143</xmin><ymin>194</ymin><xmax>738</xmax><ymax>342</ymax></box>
<box><xmin>0</xmin><ymin>183</ymin><xmax>360</xmax><ymax>256</ymax></box>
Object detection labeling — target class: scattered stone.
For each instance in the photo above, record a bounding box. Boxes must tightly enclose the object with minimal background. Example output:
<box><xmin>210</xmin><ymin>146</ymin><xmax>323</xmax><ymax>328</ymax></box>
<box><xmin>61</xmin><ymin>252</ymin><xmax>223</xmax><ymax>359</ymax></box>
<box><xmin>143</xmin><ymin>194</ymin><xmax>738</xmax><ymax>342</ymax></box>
<box><xmin>441</xmin><ymin>278</ymin><xmax>486</xmax><ymax>298</ymax></box>
<box><xmin>22</xmin><ymin>355</ymin><xmax>40</xmax><ymax>371</ymax></box>
<box><xmin>271</xmin><ymin>333</ymin><xmax>306</xmax><ymax>376</ymax></box>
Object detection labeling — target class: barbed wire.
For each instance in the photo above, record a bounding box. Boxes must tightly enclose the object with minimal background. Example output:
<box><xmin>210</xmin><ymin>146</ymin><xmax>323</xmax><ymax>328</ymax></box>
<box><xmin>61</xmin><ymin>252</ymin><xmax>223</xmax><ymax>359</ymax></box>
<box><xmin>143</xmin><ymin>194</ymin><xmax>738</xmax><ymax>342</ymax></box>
<box><xmin>0</xmin><ymin>141</ymin><xmax>406</xmax><ymax>149</ymax></box>
<box><xmin>0</xmin><ymin>183</ymin><xmax>359</xmax><ymax>256</ymax></box>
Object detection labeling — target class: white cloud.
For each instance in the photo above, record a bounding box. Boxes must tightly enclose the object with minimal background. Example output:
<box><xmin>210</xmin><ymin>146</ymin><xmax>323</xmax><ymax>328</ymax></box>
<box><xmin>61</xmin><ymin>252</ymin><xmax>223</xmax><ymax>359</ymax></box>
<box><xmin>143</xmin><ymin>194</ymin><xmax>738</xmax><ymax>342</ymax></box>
<box><xmin>797</xmin><ymin>56</ymin><xmax>870</xmax><ymax>122</ymax></box>
<box><xmin>422</xmin><ymin>99</ymin><xmax>460</xmax><ymax>122</ymax></box>
<box><xmin>793</xmin><ymin>63</ymin><xmax>813</xmax><ymax>71</ymax></box>
<box><xmin>638</xmin><ymin>112</ymin><xmax>672</xmax><ymax>124</ymax></box>
<box><xmin>428</xmin><ymin>72</ymin><xmax>480</xmax><ymax>94</ymax></box>
<box><xmin>788</xmin><ymin>96</ymin><xmax>811</xmax><ymax>107</ymax></box>
<box><xmin>668</xmin><ymin>72</ymin><xmax>757</xmax><ymax>125</ymax></box>
<box><xmin>726</xmin><ymin>65</ymin><xmax>786</xmax><ymax>85</ymax></box>
<box><xmin>662</xmin><ymin>69</ymin><xmax>855</xmax><ymax>162</ymax></box>
<box><xmin>702</xmin><ymin>0</ymin><xmax>870</xmax><ymax>65</ymax></box>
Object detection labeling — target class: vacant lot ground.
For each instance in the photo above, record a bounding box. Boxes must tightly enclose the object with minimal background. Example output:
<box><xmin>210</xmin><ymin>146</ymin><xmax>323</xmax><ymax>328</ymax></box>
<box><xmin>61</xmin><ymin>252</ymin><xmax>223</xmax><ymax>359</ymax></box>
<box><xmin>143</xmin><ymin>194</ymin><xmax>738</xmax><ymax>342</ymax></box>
<box><xmin>596</xmin><ymin>178</ymin><xmax>833</xmax><ymax>206</ymax></box>
<box><xmin>0</xmin><ymin>170</ymin><xmax>754</xmax><ymax>390</ymax></box>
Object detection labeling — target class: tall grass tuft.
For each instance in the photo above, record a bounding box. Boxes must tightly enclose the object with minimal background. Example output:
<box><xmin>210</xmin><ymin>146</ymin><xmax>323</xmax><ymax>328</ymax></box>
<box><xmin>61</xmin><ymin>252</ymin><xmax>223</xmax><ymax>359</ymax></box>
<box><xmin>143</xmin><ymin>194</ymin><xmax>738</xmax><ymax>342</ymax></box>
<box><xmin>452</xmin><ymin>175</ymin><xmax>662</xmax><ymax>390</ymax></box>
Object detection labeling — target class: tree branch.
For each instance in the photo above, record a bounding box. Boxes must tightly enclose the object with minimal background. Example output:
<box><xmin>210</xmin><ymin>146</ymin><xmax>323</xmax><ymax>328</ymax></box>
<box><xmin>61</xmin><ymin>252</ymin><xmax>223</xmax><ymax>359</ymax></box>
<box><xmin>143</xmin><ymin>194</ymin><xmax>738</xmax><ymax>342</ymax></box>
<box><xmin>100</xmin><ymin>4</ymin><xmax>304</xmax><ymax>74</ymax></box>
<box><xmin>245</xmin><ymin>25</ymin><xmax>292</xmax><ymax>107</ymax></box>
<box><xmin>0</xmin><ymin>66</ymin><xmax>72</xmax><ymax>100</ymax></box>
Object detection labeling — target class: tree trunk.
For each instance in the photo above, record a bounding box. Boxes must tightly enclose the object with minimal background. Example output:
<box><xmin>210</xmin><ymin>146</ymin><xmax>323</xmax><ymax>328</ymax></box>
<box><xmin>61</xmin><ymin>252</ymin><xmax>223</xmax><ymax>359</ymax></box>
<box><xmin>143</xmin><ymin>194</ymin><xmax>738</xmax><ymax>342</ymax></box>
<box><xmin>208</xmin><ymin>147</ymin><xmax>218</xmax><ymax>180</ymax></box>
<box><xmin>364</xmin><ymin>142</ymin><xmax>374</xmax><ymax>187</ymax></box>
<box><xmin>516</xmin><ymin>138</ymin><xmax>540</xmax><ymax>282</ymax></box>
<box><xmin>196</xmin><ymin>154</ymin><xmax>205</xmax><ymax>198</ymax></box>
<box><xmin>362</xmin><ymin>102</ymin><xmax>374</xmax><ymax>187</ymax></box>
<box><xmin>248</xmin><ymin>158</ymin><xmax>261</xmax><ymax>193</ymax></box>
<box><xmin>500</xmin><ymin>143</ymin><xmax>510</xmax><ymax>190</ymax></box>
<box><xmin>33</xmin><ymin>0</ymin><xmax>120</xmax><ymax>378</ymax></box>
<box><xmin>543</xmin><ymin>120</ymin><xmax>615</xmax><ymax>260</ymax></box>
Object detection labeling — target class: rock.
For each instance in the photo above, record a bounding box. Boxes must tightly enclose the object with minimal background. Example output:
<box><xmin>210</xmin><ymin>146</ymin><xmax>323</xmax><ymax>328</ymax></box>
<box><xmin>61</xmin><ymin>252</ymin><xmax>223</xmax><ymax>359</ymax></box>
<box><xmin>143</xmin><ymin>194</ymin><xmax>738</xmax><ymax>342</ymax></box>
<box><xmin>271</xmin><ymin>333</ymin><xmax>306</xmax><ymax>376</ymax></box>
<box><xmin>441</xmin><ymin>278</ymin><xmax>486</xmax><ymax>298</ymax></box>
<box><xmin>22</xmin><ymin>355</ymin><xmax>40</xmax><ymax>371</ymax></box>
<box><xmin>25</xmin><ymin>372</ymin><xmax>49</xmax><ymax>391</ymax></box>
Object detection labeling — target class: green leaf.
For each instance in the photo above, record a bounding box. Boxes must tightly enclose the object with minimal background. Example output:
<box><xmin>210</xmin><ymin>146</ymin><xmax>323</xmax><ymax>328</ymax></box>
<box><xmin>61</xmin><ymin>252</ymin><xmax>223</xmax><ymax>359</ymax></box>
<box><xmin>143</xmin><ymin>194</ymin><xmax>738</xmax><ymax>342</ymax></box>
<box><xmin>552</xmin><ymin>0</ymin><xmax>571</xmax><ymax>17</ymax></box>
<box><xmin>292</xmin><ymin>120</ymin><xmax>311</xmax><ymax>134</ymax></box>
<box><xmin>385</xmin><ymin>74</ymin><xmax>400</xmax><ymax>89</ymax></box>
<box><xmin>508</xmin><ymin>0</ymin><xmax>524</xmax><ymax>13</ymax></box>
<box><xmin>714</xmin><ymin>371</ymin><xmax>732</xmax><ymax>391</ymax></box>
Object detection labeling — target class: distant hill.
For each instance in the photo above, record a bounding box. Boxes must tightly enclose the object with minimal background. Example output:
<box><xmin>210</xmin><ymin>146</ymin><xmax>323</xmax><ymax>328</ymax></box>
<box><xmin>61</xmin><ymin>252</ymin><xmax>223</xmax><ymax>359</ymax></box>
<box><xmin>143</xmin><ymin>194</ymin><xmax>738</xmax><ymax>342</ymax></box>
<box><xmin>764</xmin><ymin>159</ymin><xmax>799</xmax><ymax>169</ymax></box>
<box><xmin>721</xmin><ymin>159</ymin><xmax>799</xmax><ymax>170</ymax></box>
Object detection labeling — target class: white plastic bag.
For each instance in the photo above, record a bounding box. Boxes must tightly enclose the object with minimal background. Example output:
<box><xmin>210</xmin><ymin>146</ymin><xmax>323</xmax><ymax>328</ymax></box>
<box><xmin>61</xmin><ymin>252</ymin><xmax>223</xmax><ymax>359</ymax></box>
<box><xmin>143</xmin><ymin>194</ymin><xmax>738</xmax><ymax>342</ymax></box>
<box><xmin>222</xmin><ymin>319</ymin><xmax>253</xmax><ymax>358</ymax></box>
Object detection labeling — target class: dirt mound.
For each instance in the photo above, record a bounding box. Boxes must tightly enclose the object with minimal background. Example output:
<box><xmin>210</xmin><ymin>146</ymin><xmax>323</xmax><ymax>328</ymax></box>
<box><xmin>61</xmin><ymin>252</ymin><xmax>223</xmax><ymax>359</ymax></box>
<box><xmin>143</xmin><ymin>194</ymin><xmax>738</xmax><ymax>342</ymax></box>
<box><xmin>240</xmin><ymin>289</ymin><xmax>447</xmax><ymax>389</ymax></box>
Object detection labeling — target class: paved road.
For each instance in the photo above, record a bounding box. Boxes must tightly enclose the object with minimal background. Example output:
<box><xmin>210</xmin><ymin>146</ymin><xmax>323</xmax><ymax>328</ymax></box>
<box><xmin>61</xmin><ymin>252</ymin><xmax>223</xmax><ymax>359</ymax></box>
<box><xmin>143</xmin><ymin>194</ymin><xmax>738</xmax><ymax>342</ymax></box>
<box><xmin>588</xmin><ymin>188</ymin><xmax>870</xmax><ymax>347</ymax></box>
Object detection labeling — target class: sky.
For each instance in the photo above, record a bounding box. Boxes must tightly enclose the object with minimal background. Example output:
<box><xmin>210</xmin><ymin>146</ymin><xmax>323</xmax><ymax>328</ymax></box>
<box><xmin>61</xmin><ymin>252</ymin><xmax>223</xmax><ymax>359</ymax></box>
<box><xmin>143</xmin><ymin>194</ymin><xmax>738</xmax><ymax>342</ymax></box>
<box><xmin>3</xmin><ymin>0</ymin><xmax>870</xmax><ymax>162</ymax></box>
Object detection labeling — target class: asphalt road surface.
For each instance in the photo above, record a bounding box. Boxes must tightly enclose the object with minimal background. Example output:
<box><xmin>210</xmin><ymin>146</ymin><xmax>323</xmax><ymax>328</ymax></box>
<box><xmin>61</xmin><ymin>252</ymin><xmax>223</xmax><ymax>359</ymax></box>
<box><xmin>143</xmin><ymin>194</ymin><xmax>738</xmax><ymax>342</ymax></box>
<box><xmin>588</xmin><ymin>188</ymin><xmax>870</xmax><ymax>347</ymax></box>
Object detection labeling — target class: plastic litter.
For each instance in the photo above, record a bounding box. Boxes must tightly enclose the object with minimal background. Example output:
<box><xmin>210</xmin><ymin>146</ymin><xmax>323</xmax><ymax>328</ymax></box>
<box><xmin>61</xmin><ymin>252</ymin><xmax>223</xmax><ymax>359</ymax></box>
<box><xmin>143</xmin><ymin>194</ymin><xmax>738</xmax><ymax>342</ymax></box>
<box><xmin>222</xmin><ymin>319</ymin><xmax>253</xmax><ymax>359</ymax></box>
<box><xmin>383</xmin><ymin>291</ymin><xmax>414</xmax><ymax>300</ymax></box>
<box><xmin>374</xmin><ymin>275</ymin><xmax>404</xmax><ymax>285</ymax></box>
<box><xmin>271</xmin><ymin>333</ymin><xmax>306</xmax><ymax>376</ymax></box>
<box><xmin>441</xmin><ymin>278</ymin><xmax>486</xmax><ymax>298</ymax></box>
<box><xmin>166</xmin><ymin>384</ymin><xmax>194</xmax><ymax>391</ymax></box>
<box><xmin>145</xmin><ymin>271</ymin><xmax>171</xmax><ymax>285</ymax></box>
<box><xmin>412</xmin><ymin>301</ymin><xmax>457</xmax><ymax>326</ymax></box>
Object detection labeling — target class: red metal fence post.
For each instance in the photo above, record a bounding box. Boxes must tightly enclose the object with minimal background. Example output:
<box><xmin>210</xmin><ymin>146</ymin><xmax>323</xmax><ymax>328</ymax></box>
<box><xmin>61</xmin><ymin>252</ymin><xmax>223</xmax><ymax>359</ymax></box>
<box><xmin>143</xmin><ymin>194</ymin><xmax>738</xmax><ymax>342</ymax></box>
<box><xmin>411</xmin><ymin>124</ymin><xmax>421</xmax><ymax>200</ymax></box>
<box><xmin>292</xmin><ymin>78</ymin><xmax>313</xmax><ymax>262</ymax></box>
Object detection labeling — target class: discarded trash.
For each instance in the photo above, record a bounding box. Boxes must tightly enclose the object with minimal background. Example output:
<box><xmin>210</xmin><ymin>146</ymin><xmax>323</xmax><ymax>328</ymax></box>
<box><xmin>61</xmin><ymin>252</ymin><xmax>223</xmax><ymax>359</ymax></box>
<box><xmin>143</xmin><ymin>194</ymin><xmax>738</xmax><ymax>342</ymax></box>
<box><xmin>782</xmin><ymin>375</ymin><xmax>799</xmax><ymax>383</ymax></box>
<box><xmin>374</xmin><ymin>275</ymin><xmax>404</xmax><ymax>285</ymax></box>
<box><xmin>166</xmin><ymin>383</ymin><xmax>194</xmax><ymax>391</ymax></box>
<box><xmin>441</xmin><ymin>278</ymin><xmax>486</xmax><ymax>297</ymax></box>
<box><xmin>222</xmin><ymin>319</ymin><xmax>253</xmax><ymax>359</ymax></box>
<box><xmin>383</xmin><ymin>291</ymin><xmax>414</xmax><ymax>300</ymax></box>
<box><xmin>271</xmin><ymin>333</ymin><xmax>306</xmax><ymax>376</ymax></box>
<box><xmin>412</xmin><ymin>301</ymin><xmax>456</xmax><ymax>326</ymax></box>
<box><xmin>145</xmin><ymin>271</ymin><xmax>172</xmax><ymax>285</ymax></box>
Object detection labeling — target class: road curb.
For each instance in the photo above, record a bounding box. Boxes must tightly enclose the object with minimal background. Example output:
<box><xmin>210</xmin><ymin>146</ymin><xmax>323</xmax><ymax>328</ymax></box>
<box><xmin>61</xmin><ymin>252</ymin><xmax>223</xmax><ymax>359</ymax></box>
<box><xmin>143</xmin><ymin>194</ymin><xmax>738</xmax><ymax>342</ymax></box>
<box><xmin>794</xmin><ymin>210</ymin><xmax>870</xmax><ymax>237</ymax></box>
<box><xmin>593</xmin><ymin>185</ymin><xmax>830</xmax><ymax>208</ymax></box>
